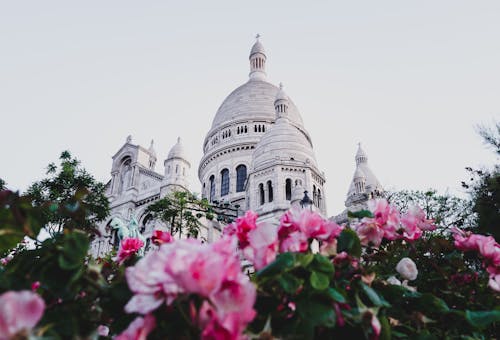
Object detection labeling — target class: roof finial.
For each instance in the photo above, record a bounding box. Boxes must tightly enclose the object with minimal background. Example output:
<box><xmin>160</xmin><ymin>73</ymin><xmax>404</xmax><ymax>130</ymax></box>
<box><xmin>177</xmin><ymin>136</ymin><xmax>181</xmax><ymax>143</ymax></box>
<box><xmin>150</xmin><ymin>139</ymin><xmax>154</xmax><ymax>146</ymax></box>
<box><xmin>126</xmin><ymin>135</ymin><xmax>132</xmax><ymax>143</ymax></box>
<box><xmin>279</xmin><ymin>82</ymin><xmax>283</xmax><ymax>90</ymax></box>
<box><xmin>249</xmin><ymin>35</ymin><xmax>266</xmax><ymax>81</ymax></box>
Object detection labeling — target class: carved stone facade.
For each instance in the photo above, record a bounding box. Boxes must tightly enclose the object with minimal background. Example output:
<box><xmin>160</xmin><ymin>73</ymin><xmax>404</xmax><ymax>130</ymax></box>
<box><xmin>91</xmin><ymin>37</ymin><xmax>384</xmax><ymax>256</ymax></box>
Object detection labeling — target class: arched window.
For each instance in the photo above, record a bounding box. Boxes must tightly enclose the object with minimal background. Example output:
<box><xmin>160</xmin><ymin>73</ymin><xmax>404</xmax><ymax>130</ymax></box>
<box><xmin>209</xmin><ymin>175</ymin><xmax>215</xmax><ymax>202</ymax></box>
<box><xmin>259</xmin><ymin>183</ymin><xmax>265</xmax><ymax>205</ymax></box>
<box><xmin>313</xmin><ymin>185</ymin><xmax>317</xmax><ymax>207</ymax></box>
<box><xmin>267</xmin><ymin>181</ymin><xmax>273</xmax><ymax>202</ymax></box>
<box><xmin>183</xmin><ymin>167</ymin><xmax>186</xmax><ymax>176</ymax></box>
<box><xmin>220</xmin><ymin>169</ymin><xmax>229</xmax><ymax>196</ymax></box>
<box><xmin>236</xmin><ymin>164</ymin><xmax>247</xmax><ymax>192</ymax></box>
<box><xmin>318</xmin><ymin>189</ymin><xmax>322</xmax><ymax>209</ymax></box>
<box><xmin>175</xmin><ymin>164</ymin><xmax>179</xmax><ymax>173</ymax></box>
<box><xmin>285</xmin><ymin>178</ymin><xmax>292</xmax><ymax>200</ymax></box>
<box><xmin>167</xmin><ymin>165</ymin><xmax>170</xmax><ymax>174</ymax></box>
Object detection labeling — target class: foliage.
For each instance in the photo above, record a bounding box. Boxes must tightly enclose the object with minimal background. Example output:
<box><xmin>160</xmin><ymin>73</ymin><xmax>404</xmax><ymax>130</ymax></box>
<box><xmin>1</xmin><ymin>154</ymin><xmax>499</xmax><ymax>338</ymax></box>
<box><xmin>462</xmin><ymin>121</ymin><xmax>500</xmax><ymax>240</ymax></box>
<box><xmin>145</xmin><ymin>191</ymin><xmax>213</xmax><ymax>238</ymax></box>
<box><xmin>386</xmin><ymin>189</ymin><xmax>476</xmax><ymax>229</ymax></box>
<box><xmin>26</xmin><ymin>151</ymin><xmax>109</xmax><ymax>237</ymax></box>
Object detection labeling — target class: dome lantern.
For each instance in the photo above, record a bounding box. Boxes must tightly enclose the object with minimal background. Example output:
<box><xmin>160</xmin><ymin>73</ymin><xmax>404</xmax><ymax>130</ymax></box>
<box><xmin>274</xmin><ymin>83</ymin><xmax>289</xmax><ymax>118</ymax></box>
<box><xmin>249</xmin><ymin>34</ymin><xmax>267</xmax><ymax>81</ymax></box>
<box><xmin>355</xmin><ymin>143</ymin><xmax>368</xmax><ymax>165</ymax></box>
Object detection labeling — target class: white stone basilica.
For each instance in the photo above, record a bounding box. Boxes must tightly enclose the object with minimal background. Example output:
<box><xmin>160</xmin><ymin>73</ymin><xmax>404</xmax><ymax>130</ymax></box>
<box><xmin>90</xmin><ymin>37</ymin><xmax>384</xmax><ymax>256</ymax></box>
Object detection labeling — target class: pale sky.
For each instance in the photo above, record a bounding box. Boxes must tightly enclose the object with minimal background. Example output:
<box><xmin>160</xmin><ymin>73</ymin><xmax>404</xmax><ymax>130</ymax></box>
<box><xmin>1</xmin><ymin>1</ymin><xmax>499</xmax><ymax>215</ymax></box>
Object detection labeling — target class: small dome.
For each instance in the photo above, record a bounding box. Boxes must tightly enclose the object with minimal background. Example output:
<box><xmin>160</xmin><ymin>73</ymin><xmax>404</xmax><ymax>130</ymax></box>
<box><xmin>250</xmin><ymin>40</ymin><xmax>265</xmax><ymax>57</ymax></box>
<box><xmin>253</xmin><ymin>118</ymin><xmax>317</xmax><ymax>170</ymax></box>
<box><xmin>167</xmin><ymin>137</ymin><xmax>186</xmax><ymax>160</ymax></box>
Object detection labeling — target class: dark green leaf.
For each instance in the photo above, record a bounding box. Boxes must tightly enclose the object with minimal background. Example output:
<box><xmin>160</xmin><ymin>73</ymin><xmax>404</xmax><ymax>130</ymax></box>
<box><xmin>278</xmin><ymin>273</ymin><xmax>302</xmax><ymax>294</ymax></box>
<box><xmin>309</xmin><ymin>253</ymin><xmax>334</xmax><ymax>274</ymax></box>
<box><xmin>348</xmin><ymin>210</ymin><xmax>373</xmax><ymax>219</ymax></box>
<box><xmin>465</xmin><ymin>310</ymin><xmax>500</xmax><ymax>330</ymax></box>
<box><xmin>337</xmin><ymin>228</ymin><xmax>362</xmax><ymax>257</ymax></box>
<box><xmin>360</xmin><ymin>283</ymin><xmax>390</xmax><ymax>307</ymax></box>
<box><xmin>310</xmin><ymin>271</ymin><xmax>330</xmax><ymax>290</ymax></box>
<box><xmin>256</xmin><ymin>253</ymin><xmax>295</xmax><ymax>279</ymax></box>
<box><xmin>326</xmin><ymin>287</ymin><xmax>346</xmax><ymax>303</ymax></box>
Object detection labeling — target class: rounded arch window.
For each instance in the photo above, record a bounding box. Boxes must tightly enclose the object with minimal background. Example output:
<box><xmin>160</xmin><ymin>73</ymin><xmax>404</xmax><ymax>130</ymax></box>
<box><xmin>285</xmin><ymin>178</ymin><xmax>292</xmax><ymax>201</ymax></box>
<box><xmin>236</xmin><ymin>164</ymin><xmax>247</xmax><ymax>192</ymax></box>
<box><xmin>259</xmin><ymin>183</ymin><xmax>265</xmax><ymax>205</ymax></box>
<box><xmin>220</xmin><ymin>169</ymin><xmax>230</xmax><ymax>196</ymax></box>
<box><xmin>209</xmin><ymin>175</ymin><xmax>215</xmax><ymax>202</ymax></box>
<box><xmin>267</xmin><ymin>180</ymin><xmax>273</xmax><ymax>202</ymax></box>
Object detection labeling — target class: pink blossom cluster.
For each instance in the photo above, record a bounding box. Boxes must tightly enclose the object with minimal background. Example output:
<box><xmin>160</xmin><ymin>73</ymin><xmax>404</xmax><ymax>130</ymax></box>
<box><xmin>452</xmin><ymin>229</ymin><xmax>500</xmax><ymax>292</ymax></box>
<box><xmin>117</xmin><ymin>238</ymin><xmax>144</xmax><ymax>264</ymax></box>
<box><xmin>0</xmin><ymin>290</ymin><xmax>45</xmax><ymax>339</ymax></box>
<box><xmin>354</xmin><ymin>199</ymin><xmax>435</xmax><ymax>247</ymax></box>
<box><xmin>225</xmin><ymin>209</ymin><xmax>343</xmax><ymax>270</ymax></box>
<box><xmin>123</xmin><ymin>237</ymin><xmax>256</xmax><ymax>339</ymax></box>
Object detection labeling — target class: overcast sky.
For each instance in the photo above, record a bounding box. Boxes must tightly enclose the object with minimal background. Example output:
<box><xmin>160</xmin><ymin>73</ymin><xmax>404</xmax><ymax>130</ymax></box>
<box><xmin>1</xmin><ymin>1</ymin><xmax>499</xmax><ymax>215</ymax></box>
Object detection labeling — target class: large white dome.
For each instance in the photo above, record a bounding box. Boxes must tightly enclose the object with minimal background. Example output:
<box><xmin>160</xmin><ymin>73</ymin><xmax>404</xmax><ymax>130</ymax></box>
<box><xmin>209</xmin><ymin>80</ymin><xmax>304</xmax><ymax>133</ymax></box>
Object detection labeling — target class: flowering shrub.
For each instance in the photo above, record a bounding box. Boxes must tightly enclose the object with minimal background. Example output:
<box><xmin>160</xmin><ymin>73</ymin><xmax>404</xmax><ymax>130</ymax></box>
<box><xmin>1</xmin><ymin>189</ymin><xmax>499</xmax><ymax>339</ymax></box>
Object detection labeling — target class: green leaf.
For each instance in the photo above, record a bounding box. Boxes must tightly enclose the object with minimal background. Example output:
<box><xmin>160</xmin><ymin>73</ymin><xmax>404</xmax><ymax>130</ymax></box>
<box><xmin>337</xmin><ymin>228</ymin><xmax>362</xmax><ymax>257</ymax></box>
<box><xmin>58</xmin><ymin>231</ymin><xmax>89</xmax><ymax>270</ymax></box>
<box><xmin>295</xmin><ymin>253</ymin><xmax>314</xmax><ymax>267</ymax></box>
<box><xmin>309</xmin><ymin>253</ymin><xmax>334</xmax><ymax>274</ymax></box>
<box><xmin>256</xmin><ymin>253</ymin><xmax>295</xmax><ymax>279</ymax></box>
<box><xmin>360</xmin><ymin>283</ymin><xmax>390</xmax><ymax>307</ymax></box>
<box><xmin>348</xmin><ymin>209</ymin><xmax>373</xmax><ymax>219</ymax></box>
<box><xmin>415</xmin><ymin>293</ymin><xmax>449</xmax><ymax>313</ymax></box>
<box><xmin>310</xmin><ymin>271</ymin><xmax>330</xmax><ymax>290</ymax></box>
<box><xmin>326</xmin><ymin>287</ymin><xmax>346</xmax><ymax>303</ymax></box>
<box><xmin>278</xmin><ymin>273</ymin><xmax>302</xmax><ymax>294</ymax></box>
<box><xmin>465</xmin><ymin>310</ymin><xmax>500</xmax><ymax>330</ymax></box>
<box><xmin>378</xmin><ymin>315</ymin><xmax>391</xmax><ymax>340</ymax></box>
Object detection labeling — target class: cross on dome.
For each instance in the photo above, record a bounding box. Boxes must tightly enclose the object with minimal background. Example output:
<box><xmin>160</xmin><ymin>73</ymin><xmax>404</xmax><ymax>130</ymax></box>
<box><xmin>255</xmin><ymin>33</ymin><xmax>261</xmax><ymax>40</ymax></box>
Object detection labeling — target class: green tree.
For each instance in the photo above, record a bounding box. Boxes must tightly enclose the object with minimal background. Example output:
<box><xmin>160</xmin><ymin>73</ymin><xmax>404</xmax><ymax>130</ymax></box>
<box><xmin>146</xmin><ymin>191</ymin><xmax>214</xmax><ymax>239</ymax></box>
<box><xmin>386</xmin><ymin>189</ymin><xmax>476</xmax><ymax>229</ymax></box>
<box><xmin>26</xmin><ymin>151</ymin><xmax>109</xmax><ymax>237</ymax></box>
<box><xmin>462</xmin><ymin>122</ymin><xmax>500</xmax><ymax>240</ymax></box>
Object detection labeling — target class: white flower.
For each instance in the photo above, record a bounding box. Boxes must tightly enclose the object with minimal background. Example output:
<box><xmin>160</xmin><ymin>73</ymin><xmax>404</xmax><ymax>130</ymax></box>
<box><xmin>396</xmin><ymin>257</ymin><xmax>418</xmax><ymax>281</ymax></box>
<box><xmin>98</xmin><ymin>325</ymin><xmax>109</xmax><ymax>336</ymax></box>
<box><xmin>387</xmin><ymin>276</ymin><xmax>401</xmax><ymax>285</ymax></box>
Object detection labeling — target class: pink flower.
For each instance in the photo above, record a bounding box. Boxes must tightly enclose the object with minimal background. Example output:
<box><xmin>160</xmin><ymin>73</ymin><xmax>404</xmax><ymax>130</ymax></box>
<box><xmin>31</xmin><ymin>281</ymin><xmax>41</xmax><ymax>291</ymax></box>
<box><xmin>355</xmin><ymin>221</ymin><xmax>386</xmax><ymax>247</ymax></box>
<box><xmin>151</xmin><ymin>230</ymin><xmax>173</xmax><ymax>245</ymax></box>
<box><xmin>355</xmin><ymin>199</ymin><xmax>401</xmax><ymax>246</ymax></box>
<box><xmin>115</xmin><ymin>314</ymin><xmax>156</xmax><ymax>340</ymax></box>
<box><xmin>117</xmin><ymin>238</ymin><xmax>144</xmax><ymax>264</ymax></box>
<box><xmin>0</xmin><ymin>290</ymin><xmax>45</xmax><ymax>339</ymax></box>
<box><xmin>225</xmin><ymin>211</ymin><xmax>258</xmax><ymax>248</ymax></box>
<box><xmin>124</xmin><ymin>238</ymin><xmax>256</xmax><ymax>338</ymax></box>
<box><xmin>401</xmin><ymin>205</ymin><xmax>436</xmax><ymax>231</ymax></box>
<box><xmin>243</xmin><ymin>222</ymin><xmax>279</xmax><ymax>270</ymax></box>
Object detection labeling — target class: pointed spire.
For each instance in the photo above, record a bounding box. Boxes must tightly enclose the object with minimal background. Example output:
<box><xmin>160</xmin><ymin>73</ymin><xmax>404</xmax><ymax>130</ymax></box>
<box><xmin>249</xmin><ymin>34</ymin><xmax>267</xmax><ymax>81</ymax></box>
<box><xmin>274</xmin><ymin>82</ymin><xmax>289</xmax><ymax>118</ymax></box>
